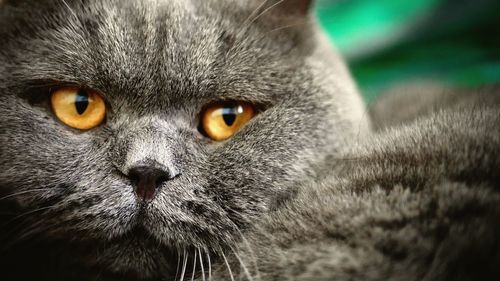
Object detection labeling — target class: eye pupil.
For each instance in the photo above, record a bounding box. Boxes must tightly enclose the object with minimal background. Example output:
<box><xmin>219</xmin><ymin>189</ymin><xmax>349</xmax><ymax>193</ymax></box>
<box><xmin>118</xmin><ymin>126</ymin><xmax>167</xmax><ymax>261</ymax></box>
<box><xmin>75</xmin><ymin>90</ymin><xmax>89</xmax><ymax>115</ymax></box>
<box><xmin>222</xmin><ymin>113</ymin><xmax>237</xmax><ymax>126</ymax></box>
<box><xmin>221</xmin><ymin>105</ymin><xmax>242</xmax><ymax>126</ymax></box>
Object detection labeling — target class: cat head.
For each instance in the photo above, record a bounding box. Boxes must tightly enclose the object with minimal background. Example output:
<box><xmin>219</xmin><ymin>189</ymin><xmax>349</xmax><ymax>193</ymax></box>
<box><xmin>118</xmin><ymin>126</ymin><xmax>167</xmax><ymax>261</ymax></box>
<box><xmin>0</xmin><ymin>0</ymin><xmax>367</xmax><ymax>278</ymax></box>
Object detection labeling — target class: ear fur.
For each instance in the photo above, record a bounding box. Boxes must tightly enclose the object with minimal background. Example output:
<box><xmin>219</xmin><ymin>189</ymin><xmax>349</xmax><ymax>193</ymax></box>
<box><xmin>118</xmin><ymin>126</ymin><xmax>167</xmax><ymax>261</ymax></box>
<box><xmin>286</xmin><ymin>0</ymin><xmax>313</xmax><ymax>15</ymax></box>
<box><xmin>259</xmin><ymin>0</ymin><xmax>314</xmax><ymax>16</ymax></box>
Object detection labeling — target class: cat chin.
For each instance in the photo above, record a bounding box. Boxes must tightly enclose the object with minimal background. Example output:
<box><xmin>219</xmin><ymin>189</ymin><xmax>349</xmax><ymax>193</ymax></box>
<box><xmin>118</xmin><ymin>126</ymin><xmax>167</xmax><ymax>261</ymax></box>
<box><xmin>91</xmin><ymin>218</ymin><xmax>217</xmax><ymax>280</ymax></box>
<box><xmin>85</xmin><ymin>226</ymin><xmax>184</xmax><ymax>280</ymax></box>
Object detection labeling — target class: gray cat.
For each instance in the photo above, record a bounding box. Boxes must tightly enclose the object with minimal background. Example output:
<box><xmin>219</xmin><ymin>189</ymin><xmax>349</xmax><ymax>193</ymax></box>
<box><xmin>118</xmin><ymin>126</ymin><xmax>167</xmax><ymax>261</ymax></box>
<box><xmin>0</xmin><ymin>1</ymin><xmax>498</xmax><ymax>281</ymax></box>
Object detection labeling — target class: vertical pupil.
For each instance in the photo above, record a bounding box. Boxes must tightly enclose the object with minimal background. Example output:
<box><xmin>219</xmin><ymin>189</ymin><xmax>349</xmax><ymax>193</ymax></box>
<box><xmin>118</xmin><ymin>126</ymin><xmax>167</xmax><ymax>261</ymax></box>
<box><xmin>75</xmin><ymin>90</ymin><xmax>89</xmax><ymax>115</ymax></box>
<box><xmin>222</xmin><ymin>105</ymin><xmax>239</xmax><ymax>126</ymax></box>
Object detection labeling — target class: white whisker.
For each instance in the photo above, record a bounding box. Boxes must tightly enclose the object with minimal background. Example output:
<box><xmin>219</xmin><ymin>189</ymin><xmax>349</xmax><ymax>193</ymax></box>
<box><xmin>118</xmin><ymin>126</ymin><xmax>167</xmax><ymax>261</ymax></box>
<box><xmin>191</xmin><ymin>249</ymin><xmax>198</xmax><ymax>281</ymax></box>
<box><xmin>242</xmin><ymin>0</ymin><xmax>271</xmax><ymax>26</ymax></box>
<box><xmin>235</xmin><ymin>227</ymin><xmax>261</xmax><ymax>281</ymax></box>
<box><xmin>260</xmin><ymin>20</ymin><xmax>309</xmax><ymax>38</ymax></box>
<box><xmin>199</xmin><ymin>248</ymin><xmax>206</xmax><ymax>281</ymax></box>
<box><xmin>0</xmin><ymin>188</ymin><xmax>65</xmax><ymax>202</ymax></box>
<box><xmin>61</xmin><ymin>0</ymin><xmax>77</xmax><ymax>18</ymax></box>
<box><xmin>179</xmin><ymin>248</ymin><xmax>188</xmax><ymax>281</ymax></box>
<box><xmin>228</xmin><ymin>0</ymin><xmax>287</xmax><ymax>60</ymax></box>
<box><xmin>221</xmin><ymin>250</ymin><xmax>235</xmax><ymax>281</ymax></box>
<box><xmin>245</xmin><ymin>0</ymin><xmax>285</xmax><ymax>29</ymax></box>
<box><xmin>174</xmin><ymin>249</ymin><xmax>181</xmax><ymax>281</ymax></box>
<box><xmin>231</xmin><ymin>245</ymin><xmax>254</xmax><ymax>281</ymax></box>
<box><xmin>4</xmin><ymin>205</ymin><xmax>57</xmax><ymax>227</ymax></box>
<box><xmin>206</xmin><ymin>248</ymin><xmax>212</xmax><ymax>281</ymax></box>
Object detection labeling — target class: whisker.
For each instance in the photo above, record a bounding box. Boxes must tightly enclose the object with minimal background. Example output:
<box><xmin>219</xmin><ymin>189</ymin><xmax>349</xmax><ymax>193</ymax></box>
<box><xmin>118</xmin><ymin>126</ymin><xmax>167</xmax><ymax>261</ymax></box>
<box><xmin>242</xmin><ymin>0</ymin><xmax>271</xmax><ymax>26</ymax></box>
<box><xmin>61</xmin><ymin>0</ymin><xmax>78</xmax><ymax>18</ymax></box>
<box><xmin>259</xmin><ymin>19</ymin><xmax>309</xmax><ymax>39</ymax></box>
<box><xmin>16</xmin><ymin>219</ymin><xmax>51</xmax><ymax>240</ymax></box>
<box><xmin>174</xmin><ymin>248</ymin><xmax>181</xmax><ymax>281</ymax></box>
<box><xmin>230</xmin><ymin>245</ymin><xmax>254</xmax><ymax>281</ymax></box>
<box><xmin>198</xmin><ymin>248</ymin><xmax>206</xmax><ymax>281</ymax></box>
<box><xmin>191</xmin><ymin>248</ymin><xmax>198</xmax><ymax>281</ymax></box>
<box><xmin>245</xmin><ymin>0</ymin><xmax>285</xmax><ymax>30</ymax></box>
<box><xmin>0</xmin><ymin>215</ymin><xmax>64</xmax><ymax>253</ymax></box>
<box><xmin>2</xmin><ymin>205</ymin><xmax>57</xmax><ymax>227</ymax></box>
<box><xmin>0</xmin><ymin>222</ymin><xmax>42</xmax><ymax>251</ymax></box>
<box><xmin>227</xmin><ymin>0</ymin><xmax>287</xmax><ymax>60</ymax></box>
<box><xmin>221</xmin><ymin>249</ymin><xmax>235</xmax><ymax>281</ymax></box>
<box><xmin>205</xmin><ymin>248</ymin><xmax>212</xmax><ymax>281</ymax></box>
<box><xmin>0</xmin><ymin>188</ymin><xmax>65</xmax><ymax>202</ymax></box>
<box><xmin>179</xmin><ymin>248</ymin><xmax>188</xmax><ymax>281</ymax></box>
<box><xmin>235</xmin><ymin>226</ymin><xmax>261</xmax><ymax>280</ymax></box>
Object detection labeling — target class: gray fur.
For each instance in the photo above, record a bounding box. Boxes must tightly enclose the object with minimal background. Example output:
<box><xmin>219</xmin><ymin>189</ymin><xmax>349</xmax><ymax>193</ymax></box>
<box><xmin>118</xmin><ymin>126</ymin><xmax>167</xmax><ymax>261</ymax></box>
<box><xmin>208</xmin><ymin>87</ymin><xmax>500</xmax><ymax>280</ymax></box>
<box><xmin>0</xmin><ymin>0</ymin><xmax>366</xmax><ymax>280</ymax></box>
<box><xmin>0</xmin><ymin>1</ymin><xmax>498</xmax><ymax>281</ymax></box>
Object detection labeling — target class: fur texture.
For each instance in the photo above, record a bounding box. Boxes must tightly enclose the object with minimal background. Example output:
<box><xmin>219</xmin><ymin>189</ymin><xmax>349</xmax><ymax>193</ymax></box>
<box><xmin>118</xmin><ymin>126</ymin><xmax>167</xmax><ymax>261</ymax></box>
<box><xmin>207</xmin><ymin>87</ymin><xmax>500</xmax><ymax>281</ymax></box>
<box><xmin>0</xmin><ymin>0</ymin><xmax>366</xmax><ymax>280</ymax></box>
<box><xmin>1</xmin><ymin>1</ymin><xmax>498</xmax><ymax>281</ymax></box>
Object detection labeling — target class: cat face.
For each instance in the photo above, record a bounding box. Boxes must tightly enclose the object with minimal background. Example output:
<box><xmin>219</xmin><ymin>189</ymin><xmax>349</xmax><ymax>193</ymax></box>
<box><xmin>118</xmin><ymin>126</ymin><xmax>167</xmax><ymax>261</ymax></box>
<box><xmin>0</xmin><ymin>0</ymin><xmax>367</xmax><ymax>278</ymax></box>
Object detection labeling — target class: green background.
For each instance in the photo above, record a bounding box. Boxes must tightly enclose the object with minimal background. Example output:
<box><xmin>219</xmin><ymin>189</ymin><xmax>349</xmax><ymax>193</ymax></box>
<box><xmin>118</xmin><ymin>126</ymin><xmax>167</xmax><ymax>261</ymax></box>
<box><xmin>315</xmin><ymin>0</ymin><xmax>500</xmax><ymax>103</ymax></box>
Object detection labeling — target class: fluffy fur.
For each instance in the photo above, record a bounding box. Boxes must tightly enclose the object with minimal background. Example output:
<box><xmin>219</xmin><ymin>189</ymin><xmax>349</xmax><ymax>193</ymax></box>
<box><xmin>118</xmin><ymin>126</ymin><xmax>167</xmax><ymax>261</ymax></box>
<box><xmin>0</xmin><ymin>0</ymin><xmax>366</xmax><ymax>280</ymax></box>
<box><xmin>208</xmin><ymin>86</ymin><xmax>500</xmax><ymax>281</ymax></box>
<box><xmin>0</xmin><ymin>1</ymin><xmax>498</xmax><ymax>281</ymax></box>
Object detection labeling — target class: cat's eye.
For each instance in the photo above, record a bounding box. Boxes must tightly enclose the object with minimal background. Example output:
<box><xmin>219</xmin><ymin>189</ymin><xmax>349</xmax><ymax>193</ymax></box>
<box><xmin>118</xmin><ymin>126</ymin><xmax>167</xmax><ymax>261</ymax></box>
<box><xmin>201</xmin><ymin>102</ymin><xmax>255</xmax><ymax>141</ymax></box>
<box><xmin>51</xmin><ymin>87</ymin><xmax>106</xmax><ymax>130</ymax></box>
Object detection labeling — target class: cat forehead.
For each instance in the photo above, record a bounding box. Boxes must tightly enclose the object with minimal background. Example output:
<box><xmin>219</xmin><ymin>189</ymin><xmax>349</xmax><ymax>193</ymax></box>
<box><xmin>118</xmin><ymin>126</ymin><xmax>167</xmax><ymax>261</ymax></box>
<box><xmin>1</xmin><ymin>0</ymin><xmax>310</xmax><ymax>104</ymax></box>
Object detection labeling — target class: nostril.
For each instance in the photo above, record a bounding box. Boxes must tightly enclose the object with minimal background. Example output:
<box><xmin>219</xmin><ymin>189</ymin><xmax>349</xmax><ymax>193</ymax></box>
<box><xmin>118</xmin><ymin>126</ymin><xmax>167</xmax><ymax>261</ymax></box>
<box><xmin>155</xmin><ymin>178</ymin><xmax>164</xmax><ymax>186</ymax></box>
<box><xmin>128</xmin><ymin>170</ymin><xmax>140</xmax><ymax>184</ymax></box>
<box><xmin>127</xmin><ymin>166</ymin><xmax>175</xmax><ymax>203</ymax></box>
<box><xmin>156</xmin><ymin>174</ymin><xmax>170</xmax><ymax>185</ymax></box>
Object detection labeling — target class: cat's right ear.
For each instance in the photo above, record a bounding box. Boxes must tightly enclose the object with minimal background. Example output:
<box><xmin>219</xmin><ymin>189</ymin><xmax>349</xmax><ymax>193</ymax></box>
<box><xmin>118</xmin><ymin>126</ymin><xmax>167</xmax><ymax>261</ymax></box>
<box><xmin>254</xmin><ymin>0</ymin><xmax>314</xmax><ymax>17</ymax></box>
<box><xmin>280</xmin><ymin>0</ymin><xmax>313</xmax><ymax>16</ymax></box>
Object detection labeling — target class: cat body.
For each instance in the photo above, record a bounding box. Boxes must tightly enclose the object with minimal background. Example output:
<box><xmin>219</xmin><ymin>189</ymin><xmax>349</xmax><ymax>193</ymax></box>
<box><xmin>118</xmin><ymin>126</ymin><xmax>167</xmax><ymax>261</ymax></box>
<box><xmin>208</xmin><ymin>87</ymin><xmax>500</xmax><ymax>281</ymax></box>
<box><xmin>1</xmin><ymin>0</ymin><xmax>499</xmax><ymax>281</ymax></box>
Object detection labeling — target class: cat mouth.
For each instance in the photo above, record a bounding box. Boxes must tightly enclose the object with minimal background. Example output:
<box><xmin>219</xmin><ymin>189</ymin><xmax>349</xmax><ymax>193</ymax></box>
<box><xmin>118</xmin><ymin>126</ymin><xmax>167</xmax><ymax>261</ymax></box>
<box><xmin>92</xmin><ymin>204</ymin><xmax>216</xmax><ymax>279</ymax></box>
<box><xmin>98</xmin><ymin>225</ymin><xmax>198</xmax><ymax>280</ymax></box>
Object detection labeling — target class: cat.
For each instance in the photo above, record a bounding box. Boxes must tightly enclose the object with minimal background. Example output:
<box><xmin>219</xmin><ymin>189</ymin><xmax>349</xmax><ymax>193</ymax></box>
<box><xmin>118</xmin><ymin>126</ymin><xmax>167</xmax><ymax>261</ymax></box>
<box><xmin>0</xmin><ymin>0</ymin><xmax>368</xmax><ymax>280</ymax></box>
<box><xmin>0</xmin><ymin>0</ymin><xmax>498</xmax><ymax>281</ymax></box>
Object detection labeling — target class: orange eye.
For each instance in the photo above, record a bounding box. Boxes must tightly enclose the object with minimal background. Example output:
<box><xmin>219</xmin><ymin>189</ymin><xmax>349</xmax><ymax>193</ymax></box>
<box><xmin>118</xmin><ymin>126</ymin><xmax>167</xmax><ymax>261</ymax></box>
<box><xmin>201</xmin><ymin>102</ymin><xmax>255</xmax><ymax>141</ymax></box>
<box><xmin>51</xmin><ymin>87</ymin><xmax>106</xmax><ymax>130</ymax></box>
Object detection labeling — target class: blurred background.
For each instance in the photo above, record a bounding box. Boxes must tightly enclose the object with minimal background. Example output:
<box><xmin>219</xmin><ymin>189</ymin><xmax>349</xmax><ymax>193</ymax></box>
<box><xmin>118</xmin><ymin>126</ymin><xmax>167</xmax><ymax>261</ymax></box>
<box><xmin>315</xmin><ymin>0</ymin><xmax>500</xmax><ymax>103</ymax></box>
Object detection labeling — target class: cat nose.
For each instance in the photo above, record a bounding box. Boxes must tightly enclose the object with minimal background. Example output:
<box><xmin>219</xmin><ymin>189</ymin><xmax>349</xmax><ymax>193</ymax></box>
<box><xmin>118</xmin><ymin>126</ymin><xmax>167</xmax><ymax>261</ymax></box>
<box><xmin>128</xmin><ymin>166</ymin><xmax>175</xmax><ymax>203</ymax></box>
